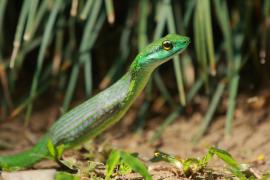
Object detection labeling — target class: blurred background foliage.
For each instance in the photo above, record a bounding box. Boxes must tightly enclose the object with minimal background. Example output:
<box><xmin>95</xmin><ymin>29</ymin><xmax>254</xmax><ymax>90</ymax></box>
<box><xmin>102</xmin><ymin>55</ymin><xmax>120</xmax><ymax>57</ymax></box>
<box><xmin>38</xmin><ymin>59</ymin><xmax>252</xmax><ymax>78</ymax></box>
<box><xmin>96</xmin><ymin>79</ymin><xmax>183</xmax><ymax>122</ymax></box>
<box><xmin>0</xmin><ymin>0</ymin><xmax>269</xmax><ymax>141</ymax></box>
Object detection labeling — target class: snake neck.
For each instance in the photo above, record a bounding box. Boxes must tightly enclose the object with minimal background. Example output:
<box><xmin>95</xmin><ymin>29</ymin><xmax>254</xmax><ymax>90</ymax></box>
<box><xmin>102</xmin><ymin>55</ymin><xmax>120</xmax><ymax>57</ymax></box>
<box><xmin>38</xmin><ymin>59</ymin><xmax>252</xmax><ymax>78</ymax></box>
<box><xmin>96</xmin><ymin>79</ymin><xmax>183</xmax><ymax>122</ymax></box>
<box><xmin>123</xmin><ymin>60</ymin><xmax>154</xmax><ymax>107</ymax></box>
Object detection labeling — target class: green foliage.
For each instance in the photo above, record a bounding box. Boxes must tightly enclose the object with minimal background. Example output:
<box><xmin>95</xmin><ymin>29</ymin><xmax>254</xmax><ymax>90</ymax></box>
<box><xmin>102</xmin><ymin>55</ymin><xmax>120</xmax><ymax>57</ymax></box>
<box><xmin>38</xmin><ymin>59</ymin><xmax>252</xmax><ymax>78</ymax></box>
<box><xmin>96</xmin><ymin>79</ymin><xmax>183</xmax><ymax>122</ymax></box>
<box><xmin>47</xmin><ymin>138</ymin><xmax>65</xmax><ymax>162</ymax></box>
<box><xmin>208</xmin><ymin>147</ymin><xmax>240</xmax><ymax>170</ymax></box>
<box><xmin>47</xmin><ymin>138</ymin><xmax>56</xmax><ymax>159</ymax></box>
<box><xmin>105</xmin><ymin>149</ymin><xmax>152</xmax><ymax>180</ymax></box>
<box><xmin>152</xmin><ymin>147</ymin><xmax>254</xmax><ymax>179</ymax></box>
<box><xmin>118</xmin><ymin>160</ymin><xmax>132</xmax><ymax>175</ymax></box>
<box><xmin>54</xmin><ymin>171</ymin><xmax>80</xmax><ymax>180</ymax></box>
<box><xmin>105</xmin><ymin>149</ymin><xmax>121</xmax><ymax>179</ymax></box>
<box><xmin>120</xmin><ymin>151</ymin><xmax>152</xmax><ymax>180</ymax></box>
<box><xmin>56</xmin><ymin>144</ymin><xmax>65</xmax><ymax>160</ymax></box>
<box><xmin>47</xmin><ymin>138</ymin><xmax>79</xmax><ymax>171</ymax></box>
<box><xmin>152</xmin><ymin>151</ymin><xmax>183</xmax><ymax>168</ymax></box>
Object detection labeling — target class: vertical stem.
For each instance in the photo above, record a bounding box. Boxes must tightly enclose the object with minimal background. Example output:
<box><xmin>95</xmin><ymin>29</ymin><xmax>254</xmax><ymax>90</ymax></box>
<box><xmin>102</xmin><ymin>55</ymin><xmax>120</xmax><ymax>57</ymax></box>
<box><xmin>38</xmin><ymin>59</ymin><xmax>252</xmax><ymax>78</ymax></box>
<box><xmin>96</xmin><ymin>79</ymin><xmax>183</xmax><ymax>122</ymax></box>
<box><xmin>25</xmin><ymin>0</ymin><xmax>63</xmax><ymax>124</ymax></box>
<box><xmin>193</xmin><ymin>81</ymin><xmax>226</xmax><ymax>142</ymax></box>
<box><xmin>165</xmin><ymin>0</ymin><xmax>186</xmax><ymax>105</ymax></box>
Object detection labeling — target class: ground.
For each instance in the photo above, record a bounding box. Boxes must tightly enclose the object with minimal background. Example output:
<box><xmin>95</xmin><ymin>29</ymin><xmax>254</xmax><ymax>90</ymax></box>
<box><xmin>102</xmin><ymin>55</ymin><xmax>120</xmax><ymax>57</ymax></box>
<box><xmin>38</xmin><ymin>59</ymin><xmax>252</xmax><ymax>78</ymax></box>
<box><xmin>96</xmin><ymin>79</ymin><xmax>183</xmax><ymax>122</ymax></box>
<box><xmin>0</xmin><ymin>93</ymin><xmax>269</xmax><ymax>179</ymax></box>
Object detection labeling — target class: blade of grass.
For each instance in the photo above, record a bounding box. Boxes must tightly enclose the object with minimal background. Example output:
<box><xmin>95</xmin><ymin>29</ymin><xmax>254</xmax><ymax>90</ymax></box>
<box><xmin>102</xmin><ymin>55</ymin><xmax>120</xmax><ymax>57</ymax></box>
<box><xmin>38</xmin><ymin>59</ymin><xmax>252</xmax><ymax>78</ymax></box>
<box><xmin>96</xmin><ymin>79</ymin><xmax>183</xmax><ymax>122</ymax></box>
<box><xmin>24</xmin><ymin>0</ymin><xmax>39</xmax><ymax>41</ymax></box>
<box><xmin>84</xmin><ymin>11</ymin><xmax>106</xmax><ymax>92</ymax></box>
<box><xmin>0</xmin><ymin>0</ymin><xmax>7</xmax><ymax>59</ymax></box>
<box><xmin>172</xmin><ymin>0</ymin><xmax>183</xmax><ymax>34</ymax></box>
<box><xmin>105</xmin><ymin>149</ymin><xmax>121</xmax><ymax>180</ymax></box>
<box><xmin>57</xmin><ymin>17</ymin><xmax>76</xmax><ymax>92</ymax></box>
<box><xmin>225</xmin><ymin>76</ymin><xmax>239</xmax><ymax>136</ymax></box>
<box><xmin>264</xmin><ymin>0</ymin><xmax>270</xmax><ymax>16</ymax></box>
<box><xmin>183</xmin><ymin>0</ymin><xmax>196</xmax><ymax>28</ymax></box>
<box><xmin>99</xmin><ymin>5</ymin><xmax>134</xmax><ymax>89</ymax></box>
<box><xmin>202</xmin><ymin>0</ymin><xmax>216</xmax><ymax>75</ymax></box>
<box><xmin>153</xmin><ymin>0</ymin><xmax>167</xmax><ymax>39</ymax></box>
<box><xmin>70</xmin><ymin>0</ymin><xmax>79</xmax><ymax>17</ymax></box>
<box><xmin>151</xmin><ymin>77</ymin><xmax>203</xmax><ymax>142</ymax></box>
<box><xmin>214</xmin><ymin>0</ymin><xmax>235</xmax><ymax>136</ymax></box>
<box><xmin>79</xmin><ymin>0</ymin><xmax>94</xmax><ymax>20</ymax></box>
<box><xmin>193</xmin><ymin>81</ymin><xmax>226</xmax><ymax>142</ymax></box>
<box><xmin>208</xmin><ymin>147</ymin><xmax>246</xmax><ymax>179</ymax></box>
<box><xmin>264</xmin><ymin>0</ymin><xmax>270</xmax><ymax>17</ymax></box>
<box><xmin>138</xmin><ymin>0</ymin><xmax>148</xmax><ymax>51</ymax></box>
<box><xmin>214</xmin><ymin>0</ymin><xmax>246</xmax><ymax>136</ymax></box>
<box><xmin>214</xmin><ymin>0</ymin><xmax>233</xmax><ymax>73</ymax></box>
<box><xmin>152</xmin><ymin>0</ymin><xmax>174</xmax><ymax>106</ymax></box>
<box><xmin>62</xmin><ymin>1</ymin><xmax>104</xmax><ymax>112</ymax></box>
<box><xmin>104</xmin><ymin>0</ymin><xmax>115</xmax><ymax>24</ymax></box>
<box><xmin>135</xmin><ymin>0</ymin><xmax>150</xmax><ymax>132</ymax></box>
<box><xmin>121</xmin><ymin>151</ymin><xmax>152</xmax><ymax>180</ymax></box>
<box><xmin>165</xmin><ymin>0</ymin><xmax>186</xmax><ymax>106</ymax></box>
<box><xmin>83</xmin><ymin>53</ymin><xmax>92</xmax><ymax>97</ymax></box>
<box><xmin>194</xmin><ymin>0</ymin><xmax>209</xmax><ymax>92</ymax></box>
<box><xmin>0</xmin><ymin>63</ymin><xmax>13</xmax><ymax>109</ymax></box>
<box><xmin>225</xmin><ymin>34</ymin><xmax>244</xmax><ymax>136</ymax></box>
<box><xmin>25</xmin><ymin>0</ymin><xmax>63</xmax><ymax>125</ymax></box>
<box><xmin>52</xmin><ymin>17</ymin><xmax>65</xmax><ymax>75</ymax></box>
<box><xmin>26</xmin><ymin>0</ymin><xmax>48</xmax><ymax>41</ymax></box>
<box><xmin>10</xmin><ymin>0</ymin><xmax>29</xmax><ymax>68</ymax></box>
<box><xmin>209</xmin><ymin>147</ymin><xmax>240</xmax><ymax>170</ymax></box>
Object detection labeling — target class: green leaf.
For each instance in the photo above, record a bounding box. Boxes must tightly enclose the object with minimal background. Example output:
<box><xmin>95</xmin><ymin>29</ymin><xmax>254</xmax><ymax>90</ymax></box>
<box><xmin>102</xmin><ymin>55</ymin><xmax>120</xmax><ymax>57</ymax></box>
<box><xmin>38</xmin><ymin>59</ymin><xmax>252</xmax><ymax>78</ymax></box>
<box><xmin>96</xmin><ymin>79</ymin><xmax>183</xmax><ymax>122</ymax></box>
<box><xmin>47</xmin><ymin>138</ymin><xmax>56</xmax><ymax>158</ymax></box>
<box><xmin>183</xmin><ymin>158</ymin><xmax>200</xmax><ymax>173</ymax></box>
<box><xmin>56</xmin><ymin>144</ymin><xmax>65</xmax><ymax>160</ymax></box>
<box><xmin>199</xmin><ymin>150</ymin><xmax>214</xmax><ymax>167</ymax></box>
<box><xmin>105</xmin><ymin>149</ymin><xmax>121</xmax><ymax>180</ymax></box>
<box><xmin>120</xmin><ymin>151</ymin><xmax>152</xmax><ymax>180</ymax></box>
<box><xmin>209</xmin><ymin>147</ymin><xmax>240</xmax><ymax>170</ymax></box>
<box><xmin>209</xmin><ymin>147</ymin><xmax>246</xmax><ymax>179</ymax></box>
<box><xmin>152</xmin><ymin>151</ymin><xmax>182</xmax><ymax>169</ymax></box>
<box><xmin>118</xmin><ymin>160</ymin><xmax>132</xmax><ymax>175</ymax></box>
<box><xmin>54</xmin><ymin>171</ymin><xmax>80</xmax><ymax>180</ymax></box>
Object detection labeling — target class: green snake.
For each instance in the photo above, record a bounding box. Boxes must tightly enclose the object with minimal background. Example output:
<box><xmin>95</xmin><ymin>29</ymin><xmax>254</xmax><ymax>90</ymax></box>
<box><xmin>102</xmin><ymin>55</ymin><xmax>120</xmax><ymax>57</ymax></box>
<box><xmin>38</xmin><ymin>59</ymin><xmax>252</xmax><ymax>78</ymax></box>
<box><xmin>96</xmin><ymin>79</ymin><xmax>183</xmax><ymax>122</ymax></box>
<box><xmin>0</xmin><ymin>34</ymin><xmax>190</xmax><ymax>170</ymax></box>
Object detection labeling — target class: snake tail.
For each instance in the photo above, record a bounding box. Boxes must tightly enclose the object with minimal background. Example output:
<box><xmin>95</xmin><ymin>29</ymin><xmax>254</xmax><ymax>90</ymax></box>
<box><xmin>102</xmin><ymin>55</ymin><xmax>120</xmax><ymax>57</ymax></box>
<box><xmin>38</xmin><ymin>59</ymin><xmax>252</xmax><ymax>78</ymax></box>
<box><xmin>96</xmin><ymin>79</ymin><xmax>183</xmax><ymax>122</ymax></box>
<box><xmin>0</xmin><ymin>135</ymin><xmax>50</xmax><ymax>171</ymax></box>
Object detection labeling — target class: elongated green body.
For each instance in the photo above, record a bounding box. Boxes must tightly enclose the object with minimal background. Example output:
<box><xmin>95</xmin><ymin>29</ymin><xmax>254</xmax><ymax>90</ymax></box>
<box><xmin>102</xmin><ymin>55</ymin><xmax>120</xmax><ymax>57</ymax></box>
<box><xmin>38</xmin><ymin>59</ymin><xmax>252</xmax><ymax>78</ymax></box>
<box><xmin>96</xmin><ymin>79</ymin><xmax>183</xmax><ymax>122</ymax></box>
<box><xmin>0</xmin><ymin>34</ymin><xmax>190</xmax><ymax>170</ymax></box>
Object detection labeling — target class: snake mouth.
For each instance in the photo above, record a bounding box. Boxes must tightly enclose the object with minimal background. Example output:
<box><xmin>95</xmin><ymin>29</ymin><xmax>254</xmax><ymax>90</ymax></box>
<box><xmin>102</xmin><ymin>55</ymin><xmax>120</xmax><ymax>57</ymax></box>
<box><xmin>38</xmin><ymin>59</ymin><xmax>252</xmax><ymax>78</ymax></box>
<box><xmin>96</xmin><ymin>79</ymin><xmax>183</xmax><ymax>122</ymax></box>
<box><xmin>182</xmin><ymin>37</ymin><xmax>191</xmax><ymax>47</ymax></box>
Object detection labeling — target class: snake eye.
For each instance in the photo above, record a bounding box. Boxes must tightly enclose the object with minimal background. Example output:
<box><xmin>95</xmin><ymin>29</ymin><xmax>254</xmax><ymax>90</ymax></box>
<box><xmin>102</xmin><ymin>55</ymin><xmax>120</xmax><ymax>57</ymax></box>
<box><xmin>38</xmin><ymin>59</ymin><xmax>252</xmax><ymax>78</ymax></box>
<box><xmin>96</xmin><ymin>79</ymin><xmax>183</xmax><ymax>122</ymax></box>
<box><xmin>162</xmin><ymin>40</ymin><xmax>173</xmax><ymax>51</ymax></box>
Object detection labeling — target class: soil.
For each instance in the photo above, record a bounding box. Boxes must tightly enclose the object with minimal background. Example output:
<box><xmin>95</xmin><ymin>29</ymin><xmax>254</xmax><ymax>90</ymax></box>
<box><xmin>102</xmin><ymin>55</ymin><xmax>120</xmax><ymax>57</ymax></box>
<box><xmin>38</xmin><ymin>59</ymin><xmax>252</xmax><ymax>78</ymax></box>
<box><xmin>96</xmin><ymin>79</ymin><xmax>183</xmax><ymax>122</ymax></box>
<box><xmin>0</xmin><ymin>92</ymin><xmax>270</xmax><ymax>179</ymax></box>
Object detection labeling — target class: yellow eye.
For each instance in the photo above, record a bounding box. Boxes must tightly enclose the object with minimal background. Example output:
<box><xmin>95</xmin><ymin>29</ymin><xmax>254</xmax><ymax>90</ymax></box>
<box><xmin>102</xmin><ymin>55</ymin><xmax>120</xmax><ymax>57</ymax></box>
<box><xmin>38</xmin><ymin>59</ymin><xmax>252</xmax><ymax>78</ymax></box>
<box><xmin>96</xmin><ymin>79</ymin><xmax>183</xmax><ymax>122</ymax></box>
<box><xmin>162</xmin><ymin>40</ymin><xmax>173</xmax><ymax>51</ymax></box>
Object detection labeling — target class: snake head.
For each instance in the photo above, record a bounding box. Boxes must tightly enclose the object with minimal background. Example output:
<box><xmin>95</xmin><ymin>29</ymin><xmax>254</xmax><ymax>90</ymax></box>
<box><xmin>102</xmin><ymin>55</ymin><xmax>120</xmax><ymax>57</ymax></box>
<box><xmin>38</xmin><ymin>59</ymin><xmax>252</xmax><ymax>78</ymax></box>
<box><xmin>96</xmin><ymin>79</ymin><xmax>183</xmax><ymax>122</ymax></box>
<box><xmin>134</xmin><ymin>34</ymin><xmax>190</xmax><ymax>69</ymax></box>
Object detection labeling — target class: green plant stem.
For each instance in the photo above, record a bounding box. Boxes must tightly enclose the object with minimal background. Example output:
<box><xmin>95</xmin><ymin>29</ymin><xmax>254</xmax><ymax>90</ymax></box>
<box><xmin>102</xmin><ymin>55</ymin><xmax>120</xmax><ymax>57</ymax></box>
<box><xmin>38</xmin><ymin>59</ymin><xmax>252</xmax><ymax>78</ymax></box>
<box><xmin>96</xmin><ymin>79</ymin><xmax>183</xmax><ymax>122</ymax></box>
<box><xmin>151</xmin><ymin>77</ymin><xmax>203</xmax><ymax>142</ymax></box>
<box><xmin>193</xmin><ymin>81</ymin><xmax>226</xmax><ymax>142</ymax></box>
<box><xmin>25</xmin><ymin>0</ymin><xmax>63</xmax><ymax>125</ymax></box>
<box><xmin>164</xmin><ymin>0</ymin><xmax>186</xmax><ymax>106</ymax></box>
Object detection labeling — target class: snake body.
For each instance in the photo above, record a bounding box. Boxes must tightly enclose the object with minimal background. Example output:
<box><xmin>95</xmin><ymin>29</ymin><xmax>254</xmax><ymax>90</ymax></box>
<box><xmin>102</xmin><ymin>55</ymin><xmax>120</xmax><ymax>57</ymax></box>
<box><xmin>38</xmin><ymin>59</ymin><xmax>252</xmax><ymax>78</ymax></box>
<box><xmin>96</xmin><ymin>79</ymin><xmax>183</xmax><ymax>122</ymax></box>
<box><xmin>0</xmin><ymin>34</ymin><xmax>190</xmax><ymax>170</ymax></box>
